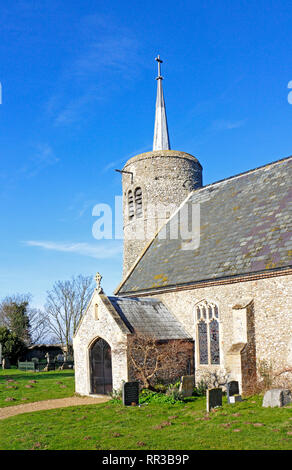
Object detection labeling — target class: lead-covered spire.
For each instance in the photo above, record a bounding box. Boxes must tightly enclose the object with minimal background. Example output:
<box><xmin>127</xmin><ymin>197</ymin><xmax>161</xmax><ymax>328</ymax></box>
<box><xmin>153</xmin><ymin>55</ymin><xmax>170</xmax><ymax>151</ymax></box>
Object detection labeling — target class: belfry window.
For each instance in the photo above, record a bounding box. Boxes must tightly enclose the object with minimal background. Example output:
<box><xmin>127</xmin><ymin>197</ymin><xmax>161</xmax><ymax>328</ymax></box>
<box><xmin>128</xmin><ymin>190</ymin><xmax>134</xmax><ymax>219</ymax></box>
<box><xmin>196</xmin><ymin>302</ymin><xmax>220</xmax><ymax>365</ymax></box>
<box><xmin>134</xmin><ymin>187</ymin><xmax>143</xmax><ymax>218</ymax></box>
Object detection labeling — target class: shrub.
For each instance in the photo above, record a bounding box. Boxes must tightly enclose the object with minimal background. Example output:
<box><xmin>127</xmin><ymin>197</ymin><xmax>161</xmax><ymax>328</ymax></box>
<box><xmin>273</xmin><ymin>367</ymin><xmax>292</xmax><ymax>389</ymax></box>
<box><xmin>139</xmin><ymin>388</ymin><xmax>184</xmax><ymax>405</ymax></box>
<box><xmin>153</xmin><ymin>383</ymin><xmax>168</xmax><ymax>393</ymax></box>
<box><xmin>0</xmin><ymin>326</ymin><xmax>27</xmax><ymax>364</ymax></box>
<box><xmin>165</xmin><ymin>383</ymin><xmax>184</xmax><ymax>402</ymax></box>
<box><xmin>193</xmin><ymin>379</ymin><xmax>208</xmax><ymax>396</ymax></box>
<box><xmin>109</xmin><ymin>388</ymin><xmax>123</xmax><ymax>403</ymax></box>
<box><xmin>244</xmin><ymin>360</ymin><xmax>292</xmax><ymax>396</ymax></box>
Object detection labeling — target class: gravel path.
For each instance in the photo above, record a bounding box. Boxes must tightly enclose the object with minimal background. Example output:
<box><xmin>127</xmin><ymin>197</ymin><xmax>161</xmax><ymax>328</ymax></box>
<box><xmin>0</xmin><ymin>395</ymin><xmax>110</xmax><ymax>420</ymax></box>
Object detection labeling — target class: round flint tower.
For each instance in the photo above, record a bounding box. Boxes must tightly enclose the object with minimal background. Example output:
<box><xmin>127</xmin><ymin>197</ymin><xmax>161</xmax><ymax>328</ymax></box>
<box><xmin>122</xmin><ymin>56</ymin><xmax>202</xmax><ymax>276</ymax></box>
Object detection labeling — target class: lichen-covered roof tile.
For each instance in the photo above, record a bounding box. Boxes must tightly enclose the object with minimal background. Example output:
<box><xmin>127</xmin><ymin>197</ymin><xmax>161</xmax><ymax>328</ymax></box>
<box><xmin>108</xmin><ymin>296</ymin><xmax>191</xmax><ymax>340</ymax></box>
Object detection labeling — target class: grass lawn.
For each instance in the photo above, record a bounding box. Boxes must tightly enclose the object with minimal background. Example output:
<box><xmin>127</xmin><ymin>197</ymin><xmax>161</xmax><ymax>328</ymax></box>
<box><xmin>0</xmin><ymin>368</ymin><xmax>75</xmax><ymax>407</ymax></box>
<box><xmin>0</xmin><ymin>394</ymin><xmax>292</xmax><ymax>450</ymax></box>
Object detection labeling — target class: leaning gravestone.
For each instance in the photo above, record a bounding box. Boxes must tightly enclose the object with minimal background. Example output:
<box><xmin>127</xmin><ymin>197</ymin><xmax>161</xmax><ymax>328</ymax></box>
<box><xmin>226</xmin><ymin>380</ymin><xmax>242</xmax><ymax>404</ymax></box>
<box><xmin>179</xmin><ymin>375</ymin><xmax>195</xmax><ymax>398</ymax></box>
<box><xmin>262</xmin><ymin>389</ymin><xmax>292</xmax><ymax>408</ymax></box>
<box><xmin>122</xmin><ymin>382</ymin><xmax>139</xmax><ymax>406</ymax></box>
<box><xmin>206</xmin><ymin>388</ymin><xmax>222</xmax><ymax>412</ymax></box>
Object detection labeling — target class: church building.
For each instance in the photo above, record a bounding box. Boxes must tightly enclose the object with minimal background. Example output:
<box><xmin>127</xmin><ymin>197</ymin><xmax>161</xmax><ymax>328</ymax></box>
<box><xmin>73</xmin><ymin>56</ymin><xmax>292</xmax><ymax>396</ymax></box>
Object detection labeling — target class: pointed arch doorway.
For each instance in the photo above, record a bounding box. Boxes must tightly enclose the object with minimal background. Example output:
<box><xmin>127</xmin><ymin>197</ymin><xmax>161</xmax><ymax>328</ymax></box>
<box><xmin>89</xmin><ymin>338</ymin><xmax>113</xmax><ymax>395</ymax></box>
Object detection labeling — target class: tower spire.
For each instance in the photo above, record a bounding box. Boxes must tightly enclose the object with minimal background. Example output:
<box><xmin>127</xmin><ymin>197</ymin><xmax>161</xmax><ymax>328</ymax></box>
<box><xmin>153</xmin><ymin>55</ymin><xmax>170</xmax><ymax>151</ymax></box>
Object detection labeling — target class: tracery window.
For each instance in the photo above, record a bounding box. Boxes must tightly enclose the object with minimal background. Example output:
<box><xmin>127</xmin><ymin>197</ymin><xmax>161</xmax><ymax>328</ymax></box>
<box><xmin>195</xmin><ymin>301</ymin><xmax>220</xmax><ymax>365</ymax></box>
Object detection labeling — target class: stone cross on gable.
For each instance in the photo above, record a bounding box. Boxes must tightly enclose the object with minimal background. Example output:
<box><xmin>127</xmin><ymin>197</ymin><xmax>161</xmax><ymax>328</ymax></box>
<box><xmin>95</xmin><ymin>272</ymin><xmax>103</xmax><ymax>293</ymax></box>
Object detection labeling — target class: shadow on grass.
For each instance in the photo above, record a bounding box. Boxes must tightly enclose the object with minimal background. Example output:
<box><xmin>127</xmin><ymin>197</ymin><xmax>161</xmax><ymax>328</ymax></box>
<box><xmin>183</xmin><ymin>396</ymin><xmax>202</xmax><ymax>403</ymax></box>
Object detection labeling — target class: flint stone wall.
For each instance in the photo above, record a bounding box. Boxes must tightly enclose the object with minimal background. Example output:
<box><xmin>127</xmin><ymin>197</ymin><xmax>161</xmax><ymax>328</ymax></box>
<box><xmin>122</xmin><ymin>150</ymin><xmax>202</xmax><ymax>275</ymax></box>
<box><xmin>148</xmin><ymin>273</ymin><xmax>292</xmax><ymax>385</ymax></box>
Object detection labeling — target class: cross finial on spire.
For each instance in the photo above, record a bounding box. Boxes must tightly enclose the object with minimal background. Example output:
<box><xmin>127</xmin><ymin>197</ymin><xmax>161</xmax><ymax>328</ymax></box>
<box><xmin>155</xmin><ymin>55</ymin><xmax>163</xmax><ymax>80</ymax></box>
<box><xmin>153</xmin><ymin>55</ymin><xmax>170</xmax><ymax>151</ymax></box>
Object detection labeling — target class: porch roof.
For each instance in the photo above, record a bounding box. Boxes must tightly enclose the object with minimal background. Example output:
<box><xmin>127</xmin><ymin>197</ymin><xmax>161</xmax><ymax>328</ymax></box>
<box><xmin>108</xmin><ymin>296</ymin><xmax>191</xmax><ymax>340</ymax></box>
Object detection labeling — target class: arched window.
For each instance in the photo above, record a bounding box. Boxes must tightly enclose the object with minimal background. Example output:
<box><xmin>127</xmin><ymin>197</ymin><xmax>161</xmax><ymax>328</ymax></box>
<box><xmin>134</xmin><ymin>187</ymin><xmax>143</xmax><ymax>218</ymax></box>
<box><xmin>128</xmin><ymin>190</ymin><xmax>134</xmax><ymax>219</ymax></box>
<box><xmin>195</xmin><ymin>301</ymin><xmax>220</xmax><ymax>365</ymax></box>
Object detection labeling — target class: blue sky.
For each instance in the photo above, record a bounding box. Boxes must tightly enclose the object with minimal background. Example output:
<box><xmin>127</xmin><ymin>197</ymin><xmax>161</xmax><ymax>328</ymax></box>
<box><xmin>0</xmin><ymin>0</ymin><xmax>291</xmax><ymax>308</ymax></box>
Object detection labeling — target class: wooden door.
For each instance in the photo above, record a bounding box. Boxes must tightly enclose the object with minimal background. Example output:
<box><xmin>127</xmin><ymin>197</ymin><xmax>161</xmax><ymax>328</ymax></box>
<box><xmin>90</xmin><ymin>338</ymin><xmax>112</xmax><ymax>394</ymax></box>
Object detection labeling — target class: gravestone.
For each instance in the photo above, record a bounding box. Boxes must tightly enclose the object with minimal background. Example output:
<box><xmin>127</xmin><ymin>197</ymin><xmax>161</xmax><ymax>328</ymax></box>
<box><xmin>227</xmin><ymin>381</ymin><xmax>239</xmax><ymax>396</ymax></box>
<box><xmin>43</xmin><ymin>363</ymin><xmax>55</xmax><ymax>371</ymax></box>
<box><xmin>229</xmin><ymin>395</ymin><xmax>242</xmax><ymax>403</ymax></box>
<box><xmin>262</xmin><ymin>389</ymin><xmax>292</xmax><ymax>408</ymax></box>
<box><xmin>2</xmin><ymin>357</ymin><xmax>11</xmax><ymax>369</ymax></box>
<box><xmin>59</xmin><ymin>362</ymin><xmax>70</xmax><ymax>370</ymax></box>
<box><xmin>206</xmin><ymin>388</ymin><xmax>222</xmax><ymax>412</ymax></box>
<box><xmin>122</xmin><ymin>382</ymin><xmax>139</xmax><ymax>406</ymax></box>
<box><xmin>226</xmin><ymin>380</ymin><xmax>242</xmax><ymax>404</ymax></box>
<box><xmin>45</xmin><ymin>352</ymin><xmax>51</xmax><ymax>363</ymax></box>
<box><xmin>179</xmin><ymin>375</ymin><xmax>195</xmax><ymax>397</ymax></box>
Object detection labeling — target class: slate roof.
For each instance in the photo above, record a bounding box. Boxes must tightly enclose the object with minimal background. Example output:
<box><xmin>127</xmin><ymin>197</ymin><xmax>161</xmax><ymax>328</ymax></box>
<box><xmin>108</xmin><ymin>296</ymin><xmax>191</xmax><ymax>340</ymax></box>
<box><xmin>117</xmin><ymin>156</ymin><xmax>292</xmax><ymax>295</ymax></box>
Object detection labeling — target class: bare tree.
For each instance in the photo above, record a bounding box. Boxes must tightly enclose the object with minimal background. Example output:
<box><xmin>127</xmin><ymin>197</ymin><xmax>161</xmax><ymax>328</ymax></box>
<box><xmin>28</xmin><ymin>307</ymin><xmax>50</xmax><ymax>344</ymax></box>
<box><xmin>45</xmin><ymin>275</ymin><xmax>94</xmax><ymax>357</ymax></box>
<box><xmin>127</xmin><ymin>332</ymin><xmax>193</xmax><ymax>390</ymax></box>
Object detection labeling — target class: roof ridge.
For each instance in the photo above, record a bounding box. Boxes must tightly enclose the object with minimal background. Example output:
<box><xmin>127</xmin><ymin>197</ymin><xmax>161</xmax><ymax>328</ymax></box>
<box><xmin>198</xmin><ymin>154</ymin><xmax>292</xmax><ymax>192</ymax></box>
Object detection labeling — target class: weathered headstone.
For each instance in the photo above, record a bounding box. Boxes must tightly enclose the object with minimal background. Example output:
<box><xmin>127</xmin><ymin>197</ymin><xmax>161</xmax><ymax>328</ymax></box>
<box><xmin>206</xmin><ymin>388</ymin><xmax>222</xmax><ymax>412</ymax></box>
<box><xmin>227</xmin><ymin>380</ymin><xmax>239</xmax><ymax>396</ymax></box>
<box><xmin>122</xmin><ymin>382</ymin><xmax>139</xmax><ymax>406</ymax></box>
<box><xmin>262</xmin><ymin>389</ymin><xmax>292</xmax><ymax>408</ymax></box>
<box><xmin>226</xmin><ymin>380</ymin><xmax>242</xmax><ymax>404</ymax></box>
<box><xmin>179</xmin><ymin>375</ymin><xmax>195</xmax><ymax>397</ymax></box>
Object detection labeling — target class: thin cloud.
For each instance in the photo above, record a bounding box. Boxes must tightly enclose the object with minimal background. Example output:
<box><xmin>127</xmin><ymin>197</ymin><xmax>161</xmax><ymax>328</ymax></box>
<box><xmin>211</xmin><ymin>119</ymin><xmax>246</xmax><ymax>131</ymax></box>
<box><xmin>24</xmin><ymin>240</ymin><xmax>123</xmax><ymax>259</ymax></box>
<box><xmin>0</xmin><ymin>143</ymin><xmax>59</xmax><ymax>194</ymax></box>
<box><xmin>48</xmin><ymin>14</ymin><xmax>142</xmax><ymax>127</ymax></box>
